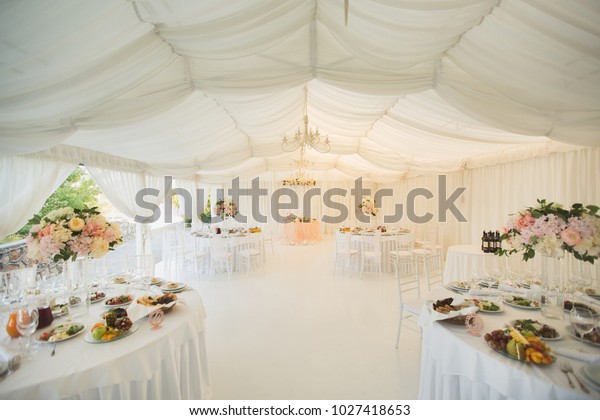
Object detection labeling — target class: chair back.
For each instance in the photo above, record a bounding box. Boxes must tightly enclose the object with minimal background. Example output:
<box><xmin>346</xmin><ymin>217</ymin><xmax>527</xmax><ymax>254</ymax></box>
<box><xmin>360</xmin><ymin>232</ymin><xmax>382</xmax><ymax>256</ymax></box>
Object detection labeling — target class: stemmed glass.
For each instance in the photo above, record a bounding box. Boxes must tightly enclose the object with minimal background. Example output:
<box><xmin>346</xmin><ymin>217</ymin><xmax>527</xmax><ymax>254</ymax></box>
<box><xmin>569</xmin><ymin>307</ymin><xmax>596</xmax><ymax>339</ymax></box>
<box><xmin>16</xmin><ymin>301</ymin><xmax>39</xmax><ymax>360</ymax></box>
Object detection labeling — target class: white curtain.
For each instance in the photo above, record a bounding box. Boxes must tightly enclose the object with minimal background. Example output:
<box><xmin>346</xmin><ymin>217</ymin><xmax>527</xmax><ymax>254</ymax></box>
<box><xmin>0</xmin><ymin>154</ymin><xmax>75</xmax><ymax>238</ymax></box>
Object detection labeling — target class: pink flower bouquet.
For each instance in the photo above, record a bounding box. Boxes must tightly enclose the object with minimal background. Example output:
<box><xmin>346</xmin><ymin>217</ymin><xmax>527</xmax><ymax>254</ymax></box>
<box><xmin>497</xmin><ymin>199</ymin><xmax>600</xmax><ymax>263</ymax></box>
<box><xmin>26</xmin><ymin>207</ymin><xmax>123</xmax><ymax>262</ymax></box>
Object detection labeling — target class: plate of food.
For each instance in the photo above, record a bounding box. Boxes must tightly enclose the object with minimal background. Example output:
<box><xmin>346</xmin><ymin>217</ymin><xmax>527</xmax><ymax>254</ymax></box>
<box><xmin>99</xmin><ymin>307</ymin><xmax>128</xmax><ymax>321</ymax></box>
<box><xmin>51</xmin><ymin>303</ymin><xmax>68</xmax><ymax>317</ymax></box>
<box><xmin>160</xmin><ymin>282</ymin><xmax>187</xmax><ymax>293</ymax></box>
<box><xmin>563</xmin><ymin>301</ymin><xmax>598</xmax><ymax>314</ymax></box>
<box><xmin>432</xmin><ymin>297</ymin><xmax>478</xmax><ymax>324</ymax></box>
<box><xmin>37</xmin><ymin>323</ymin><xmax>85</xmax><ymax>343</ymax></box>
<box><xmin>89</xmin><ymin>290</ymin><xmax>106</xmax><ymax>304</ymax></box>
<box><xmin>502</xmin><ymin>295</ymin><xmax>540</xmax><ymax>309</ymax></box>
<box><xmin>447</xmin><ymin>281</ymin><xmax>469</xmax><ymax>293</ymax></box>
<box><xmin>565</xmin><ymin>326</ymin><xmax>600</xmax><ymax>347</ymax></box>
<box><xmin>484</xmin><ymin>326</ymin><xmax>555</xmax><ymax>365</ymax></box>
<box><xmin>584</xmin><ymin>288</ymin><xmax>600</xmax><ymax>301</ymax></box>
<box><xmin>103</xmin><ymin>294</ymin><xmax>133</xmax><ymax>307</ymax></box>
<box><xmin>473</xmin><ymin>299</ymin><xmax>503</xmax><ymax>313</ymax></box>
<box><xmin>149</xmin><ymin>277</ymin><xmax>164</xmax><ymax>286</ymax></box>
<box><xmin>84</xmin><ymin>320</ymin><xmax>138</xmax><ymax>344</ymax></box>
<box><xmin>509</xmin><ymin>319</ymin><xmax>561</xmax><ymax>340</ymax></box>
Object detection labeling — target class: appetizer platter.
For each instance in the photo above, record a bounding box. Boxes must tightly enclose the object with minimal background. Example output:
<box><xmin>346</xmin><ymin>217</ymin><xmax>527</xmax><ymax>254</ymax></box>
<box><xmin>103</xmin><ymin>294</ymin><xmax>133</xmax><ymax>307</ymax></box>
<box><xmin>37</xmin><ymin>323</ymin><xmax>85</xmax><ymax>343</ymax></box>
<box><xmin>432</xmin><ymin>297</ymin><xmax>478</xmax><ymax>324</ymax></box>
<box><xmin>85</xmin><ymin>312</ymin><xmax>137</xmax><ymax>343</ymax></box>
<box><xmin>509</xmin><ymin>319</ymin><xmax>560</xmax><ymax>340</ymax></box>
<box><xmin>89</xmin><ymin>290</ymin><xmax>106</xmax><ymax>304</ymax></box>
<box><xmin>484</xmin><ymin>325</ymin><xmax>555</xmax><ymax>365</ymax></box>
<box><xmin>51</xmin><ymin>303</ymin><xmax>68</xmax><ymax>317</ymax></box>
<box><xmin>565</xmin><ymin>326</ymin><xmax>600</xmax><ymax>347</ymax></box>
<box><xmin>564</xmin><ymin>300</ymin><xmax>598</xmax><ymax>314</ymax></box>
<box><xmin>502</xmin><ymin>295</ymin><xmax>540</xmax><ymax>309</ymax></box>
<box><xmin>473</xmin><ymin>299</ymin><xmax>503</xmax><ymax>313</ymax></box>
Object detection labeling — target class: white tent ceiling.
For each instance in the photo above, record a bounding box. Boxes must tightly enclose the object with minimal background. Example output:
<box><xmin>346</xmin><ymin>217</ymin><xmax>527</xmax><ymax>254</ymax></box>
<box><xmin>1</xmin><ymin>0</ymin><xmax>599</xmax><ymax>183</ymax></box>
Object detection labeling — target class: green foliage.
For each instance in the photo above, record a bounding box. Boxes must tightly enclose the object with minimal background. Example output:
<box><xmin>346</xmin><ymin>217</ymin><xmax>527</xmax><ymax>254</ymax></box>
<box><xmin>200</xmin><ymin>195</ymin><xmax>212</xmax><ymax>224</ymax></box>
<box><xmin>8</xmin><ymin>167</ymin><xmax>101</xmax><ymax>239</ymax></box>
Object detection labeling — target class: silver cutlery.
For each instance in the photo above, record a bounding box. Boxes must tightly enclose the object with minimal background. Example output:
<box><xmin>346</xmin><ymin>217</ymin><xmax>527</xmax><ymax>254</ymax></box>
<box><xmin>51</xmin><ymin>342</ymin><xmax>56</xmax><ymax>357</ymax></box>
<box><xmin>561</xmin><ymin>361</ymin><xmax>590</xmax><ymax>393</ymax></box>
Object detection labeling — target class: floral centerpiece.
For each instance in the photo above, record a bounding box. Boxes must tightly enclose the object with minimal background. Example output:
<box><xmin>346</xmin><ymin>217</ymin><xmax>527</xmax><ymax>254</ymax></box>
<box><xmin>213</xmin><ymin>199</ymin><xmax>238</xmax><ymax>218</ymax></box>
<box><xmin>496</xmin><ymin>199</ymin><xmax>600</xmax><ymax>263</ymax></box>
<box><xmin>26</xmin><ymin>206</ymin><xmax>123</xmax><ymax>262</ymax></box>
<box><xmin>359</xmin><ymin>196</ymin><xmax>379</xmax><ymax>217</ymax></box>
<box><xmin>282</xmin><ymin>177</ymin><xmax>317</xmax><ymax>186</ymax></box>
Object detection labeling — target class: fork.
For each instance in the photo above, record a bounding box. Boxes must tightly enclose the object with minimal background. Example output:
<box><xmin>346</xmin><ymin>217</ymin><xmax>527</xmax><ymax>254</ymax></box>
<box><xmin>51</xmin><ymin>342</ymin><xmax>56</xmax><ymax>357</ymax></box>
<box><xmin>561</xmin><ymin>361</ymin><xmax>590</xmax><ymax>394</ymax></box>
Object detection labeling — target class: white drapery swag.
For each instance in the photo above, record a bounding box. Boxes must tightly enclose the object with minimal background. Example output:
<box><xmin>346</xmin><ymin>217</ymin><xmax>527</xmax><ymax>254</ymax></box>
<box><xmin>0</xmin><ymin>1</ymin><xmax>598</xmax><ymax>182</ymax></box>
<box><xmin>0</xmin><ymin>154</ymin><xmax>75</xmax><ymax>238</ymax></box>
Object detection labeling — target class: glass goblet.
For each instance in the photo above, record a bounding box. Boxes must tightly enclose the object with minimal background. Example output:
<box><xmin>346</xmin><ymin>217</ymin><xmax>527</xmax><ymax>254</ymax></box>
<box><xmin>16</xmin><ymin>303</ymin><xmax>39</xmax><ymax>360</ymax></box>
<box><xmin>569</xmin><ymin>306</ymin><xmax>595</xmax><ymax>338</ymax></box>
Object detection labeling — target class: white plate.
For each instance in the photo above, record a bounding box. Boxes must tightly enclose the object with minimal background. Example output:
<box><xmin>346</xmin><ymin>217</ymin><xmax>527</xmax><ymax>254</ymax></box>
<box><xmin>150</xmin><ymin>277</ymin><xmax>164</xmax><ymax>286</ymax></box>
<box><xmin>51</xmin><ymin>304</ymin><xmax>68</xmax><ymax>317</ymax></box>
<box><xmin>103</xmin><ymin>295</ymin><xmax>133</xmax><ymax>307</ymax></box>
<box><xmin>582</xmin><ymin>365</ymin><xmax>600</xmax><ymax>387</ymax></box>
<box><xmin>161</xmin><ymin>282</ymin><xmax>186</xmax><ymax>292</ymax></box>
<box><xmin>579</xmin><ymin>367</ymin><xmax>600</xmax><ymax>392</ymax></box>
<box><xmin>502</xmin><ymin>296</ymin><xmax>540</xmax><ymax>310</ymax></box>
<box><xmin>447</xmin><ymin>282</ymin><xmax>469</xmax><ymax>292</ymax></box>
<box><xmin>565</xmin><ymin>325</ymin><xmax>600</xmax><ymax>347</ymax></box>
<box><xmin>84</xmin><ymin>323</ymin><xmax>139</xmax><ymax>344</ymax></box>
<box><xmin>37</xmin><ymin>323</ymin><xmax>85</xmax><ymax>343</ymax></box>
<box><xmin>478</xmin><ymin>305</ymin><xmax>504</xmax><ymax>314</ymax></box>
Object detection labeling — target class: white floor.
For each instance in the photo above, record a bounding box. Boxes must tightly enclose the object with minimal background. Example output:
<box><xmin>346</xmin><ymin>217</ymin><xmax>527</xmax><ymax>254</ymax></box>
<box><xmin>183</xmin><ymin>234</ymin><xmax>429</xmax><ymax>400</ymax></box>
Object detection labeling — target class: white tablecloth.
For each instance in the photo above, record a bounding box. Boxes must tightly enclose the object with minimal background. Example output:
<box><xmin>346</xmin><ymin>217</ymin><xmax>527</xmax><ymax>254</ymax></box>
<box><xmin>443</xmin><ymin>244</ymin><xmax>504</xmax><ymax>284</ymax></box>
<box><xmin>0</xmin><ymin>288</ymin><xmax>211</xmax><ymax>399</ymax></box>
<box><xmin>417</xmin><ymin>287</ymin><xmax>600</xmax><ymax>399</ymax></box>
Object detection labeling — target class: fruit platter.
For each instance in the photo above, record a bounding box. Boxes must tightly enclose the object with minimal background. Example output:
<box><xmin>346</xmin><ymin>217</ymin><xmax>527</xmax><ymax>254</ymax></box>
<box><xmin>104</xmin><ymin>294</ymin><xmax>133</xmax><ymax>307</ymax></box>
<box><xmin>99</xmin><ymin>307</ymin><xmax>128</xmax><ymax>322</ymax></box>
<box><xmin>37</xmin><ymin>323</ymin><xmax>85</xmax><ymax>343</ymax></box>
<box><xmin>484</xmin><ymin>325</ymin><xmax>555</xmax><ymax>365</ymax></box>
<box><xmin>502</xmin><ymin>295</ymin><xmax>540</xmax><ymax>309</ymax></box>
<box><xmin>432</xmin><ymin>297</ymin><xmax>479</xmax><ymax>325</ymax></box>
<box><xmin>85</xmin><ymin>314</ymin><xmax>138</xmax><ymax>343</ymax></box>
<box><xmin>509</xmin><ymin>319</ymin><xmax>560</xmax><ymax>340</ymax></box>
<box><xmin>473</xmin><ymin>299</ymin><xmax>502</xmax><ymax>313</ymax></box>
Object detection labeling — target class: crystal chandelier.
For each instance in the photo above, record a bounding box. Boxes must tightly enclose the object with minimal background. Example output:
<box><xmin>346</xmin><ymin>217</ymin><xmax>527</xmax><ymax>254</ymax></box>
<box><xmin>281</xmin><ymin>87</ymin><xmax>331</xmax><ymax>154</ymax></box>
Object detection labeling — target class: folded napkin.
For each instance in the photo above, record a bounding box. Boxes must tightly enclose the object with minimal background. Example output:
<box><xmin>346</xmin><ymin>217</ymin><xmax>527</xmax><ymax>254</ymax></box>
<box><xmin>552</xmin><ymin>346</ymin><xmax>600</xmax><ymax>364</ymax></box>
<box><xmin>498</xmin><ymin>284</ymin><xmax>535</xmax><ymax>299</ymax></box>
<box><xmin>0</xmin><ymin>345</ymin><xmax>21</xmax><ymax>376</ymax></box>
<box><xmin>418</xmin><ymin>296</ymin><xmax>479</xmax><ymax>327</ymax></box>
<box><xmin>467</xmin><ymin>288</ymin><xmax>502</xmax><ymax>297</ymax></box>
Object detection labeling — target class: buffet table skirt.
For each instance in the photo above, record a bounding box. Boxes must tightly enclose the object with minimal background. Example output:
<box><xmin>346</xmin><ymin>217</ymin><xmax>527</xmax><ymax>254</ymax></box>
<box><xmin>0</xmin><ymin>289</ymin><xmax>211</xmax><ymax>400</ymax></box>
<box><xmin>280</xmin><ymin>220</ymin><xmax>322</xmax><ymax>244</ymax></box>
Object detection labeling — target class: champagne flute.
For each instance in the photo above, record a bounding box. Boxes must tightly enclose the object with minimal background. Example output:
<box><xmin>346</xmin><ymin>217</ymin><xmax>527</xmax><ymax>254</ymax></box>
<box><xmin>16</xmin><ymin>302</ymin><xmax>39</xmax><ymax>360</ymax></box>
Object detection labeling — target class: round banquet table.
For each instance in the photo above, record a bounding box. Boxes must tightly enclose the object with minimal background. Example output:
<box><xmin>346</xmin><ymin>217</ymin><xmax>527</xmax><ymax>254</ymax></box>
<box><xmin>344</xmin><ymin>230</ymin><xmax>412</xmax><ymax>274</ymax></box>
<box><xmin>443</xmin><ymin>244</ymin><xmax>504</xmax><ymax>284</ymax></box>
<box><xmin>0</xmin><ymin>287</ymin><xmax>211</xmax><ymax>399</ymax></box>
<box><xmin>279</xmin><ymin>220</ymin><xmax>322</xmax><ymax>244</ymax></box>
<box><xmin>416</xmin><ymin>287</ymin><xmax>600</xmax><ymax>400</ymax></box>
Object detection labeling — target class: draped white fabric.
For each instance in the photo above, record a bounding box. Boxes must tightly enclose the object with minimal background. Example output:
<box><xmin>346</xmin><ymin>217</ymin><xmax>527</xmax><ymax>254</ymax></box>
<box><xmin>0</xmin><ymin>155</ymin><xmax>75</xmax><ymax>238</ymax></box>
<box><xmin>0</xmin><ymin>0</ymin><xmax>598</xmax><ymax>182</ymax></box>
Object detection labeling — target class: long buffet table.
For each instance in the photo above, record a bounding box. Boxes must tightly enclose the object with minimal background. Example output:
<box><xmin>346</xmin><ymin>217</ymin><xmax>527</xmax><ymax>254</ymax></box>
<box><xmin>414</xmin><ymin>287</ymin><xmax>599</xmax><ymax>399</ymax></box>
<box><xmin>0</xmin><ymin>287</ymin><xmax>211</xmax><ymax>399</ymax></box>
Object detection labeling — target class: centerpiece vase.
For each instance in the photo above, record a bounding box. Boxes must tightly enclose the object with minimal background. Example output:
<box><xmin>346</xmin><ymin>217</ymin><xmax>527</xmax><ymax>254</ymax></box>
<box><xmin>62</xmin><ymin>257</ymin><xmax>91</xmax><ymax>321</ymax></box>
<box><xmin>539</xmin><ymin>253</ymin><xmax>565</xmax><ymax>320</ymax></box>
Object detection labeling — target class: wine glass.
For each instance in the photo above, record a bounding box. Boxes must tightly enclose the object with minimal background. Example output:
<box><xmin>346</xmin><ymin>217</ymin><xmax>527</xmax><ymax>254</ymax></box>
<box><xmin>16</xmin><ymin>302</ymin><xmax>39</xmax><ymax>360</ymax></box>
<box><xmin>569</xmin><ymin>306</ymin><xmax>595</xmax><ymax>338</ymax></box>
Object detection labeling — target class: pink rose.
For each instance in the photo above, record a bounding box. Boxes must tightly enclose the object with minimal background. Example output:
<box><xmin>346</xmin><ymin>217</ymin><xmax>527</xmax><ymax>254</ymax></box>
<box><xmin>560</xmin><ymin>227</ymin><xmax>582</xmax><ymax>247</ymax></box>
<box><xmin>515</xmin><ymin>211</ymin><xmax>535</xmax><ymax>230</ymax></box>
